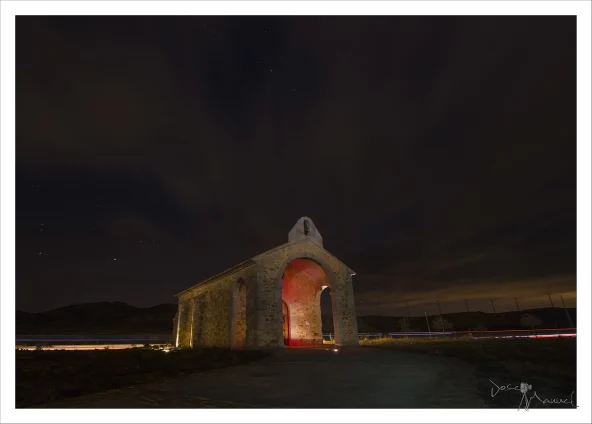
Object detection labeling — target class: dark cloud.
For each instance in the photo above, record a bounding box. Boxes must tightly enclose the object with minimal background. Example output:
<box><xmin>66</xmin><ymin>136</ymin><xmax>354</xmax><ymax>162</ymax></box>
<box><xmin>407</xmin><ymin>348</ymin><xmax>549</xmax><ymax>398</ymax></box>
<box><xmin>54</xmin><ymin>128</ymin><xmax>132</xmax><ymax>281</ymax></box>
<box><xmin>16</xmin><ymin>16</ymin><xmax>576</xmax><ymax>313</ymax></box>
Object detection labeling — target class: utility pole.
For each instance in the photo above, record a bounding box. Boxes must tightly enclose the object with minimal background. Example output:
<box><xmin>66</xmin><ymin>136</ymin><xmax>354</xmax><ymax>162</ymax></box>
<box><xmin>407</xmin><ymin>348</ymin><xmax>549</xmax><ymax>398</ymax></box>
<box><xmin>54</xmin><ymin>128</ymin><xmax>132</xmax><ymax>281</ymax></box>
<box><xmin>547</xmin><ymin>293</ymin><xmax>555</xmax><ymax>308</ymax></box>
<box><xmin>436</xmin><ymin>299</ymin><xmax>445</xmax><ymax>334</ymax></box>
<box><xmin>464</xmin><ymin>299</ymin><xmax>470</xmax><ymax>313</ymax></box>
<box><xmin>489</xmin><ymin>298</ymin><xmax>497</xmax><ymax>314</ymax></box>
<box><xmin>548</xmin><ymin>292</ymin><xmax>558</xmax><ymax>328</ymax></box>
<box><xmin>514</xmin><ymin>296</ymin><xmax>521</xmax><ymax>312</ymax></box>
<box><xmin>424</xmin><ymin>311</ymin><xmax>432</xmax><ymax>338</ymax></box>
<box><xmin>405</xmin><ymin>301</ymin><xmax>411</xmax><ymax>338</ymax></box>
<box><xmin>560</xmin><ymin>294</ymin><xmax>575</xmax><ymax>328</ymax></box>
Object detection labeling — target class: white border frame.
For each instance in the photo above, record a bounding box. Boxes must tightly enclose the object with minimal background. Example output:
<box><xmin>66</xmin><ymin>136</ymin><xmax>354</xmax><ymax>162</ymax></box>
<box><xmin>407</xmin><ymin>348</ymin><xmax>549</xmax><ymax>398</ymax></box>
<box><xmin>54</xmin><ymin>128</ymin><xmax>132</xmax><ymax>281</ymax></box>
<box><xmin>1</xmin><ymin>1</ymin><xmax>590</xmax><ymax>423</ymax></box>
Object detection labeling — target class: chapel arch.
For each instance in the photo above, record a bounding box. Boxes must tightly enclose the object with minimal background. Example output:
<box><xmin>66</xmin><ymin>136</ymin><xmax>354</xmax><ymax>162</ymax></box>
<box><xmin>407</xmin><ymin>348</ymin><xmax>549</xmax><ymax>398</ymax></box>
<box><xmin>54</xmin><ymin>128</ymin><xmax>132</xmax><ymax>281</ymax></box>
<box><xmin>318</xmin><ymin>286</ymin><xmax>334</xmax><ymax>338</ymax></box>
<box><xmin>279</xmin><ymin>256</ymin><xmax>334</xmax><ymax>346</ymax></box>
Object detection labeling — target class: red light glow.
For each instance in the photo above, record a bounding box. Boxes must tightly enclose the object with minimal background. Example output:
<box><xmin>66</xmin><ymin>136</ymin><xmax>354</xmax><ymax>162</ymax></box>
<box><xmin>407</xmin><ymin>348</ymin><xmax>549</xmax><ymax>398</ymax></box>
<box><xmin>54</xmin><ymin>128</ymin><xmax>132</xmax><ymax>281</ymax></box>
<box><xmin>281</xmin><ymin>258</ymin><xmax>329</xmax><ymax>347</ymax></box>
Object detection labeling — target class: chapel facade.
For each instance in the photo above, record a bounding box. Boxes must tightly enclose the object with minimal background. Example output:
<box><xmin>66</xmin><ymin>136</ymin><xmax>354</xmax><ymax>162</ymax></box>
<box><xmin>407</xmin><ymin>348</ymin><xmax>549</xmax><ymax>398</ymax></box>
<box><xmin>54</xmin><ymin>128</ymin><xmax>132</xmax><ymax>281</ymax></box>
<box><xmin>173</xmin><ymin>217</ymin><xmax>359</xmax><ymax>348</ymax></box>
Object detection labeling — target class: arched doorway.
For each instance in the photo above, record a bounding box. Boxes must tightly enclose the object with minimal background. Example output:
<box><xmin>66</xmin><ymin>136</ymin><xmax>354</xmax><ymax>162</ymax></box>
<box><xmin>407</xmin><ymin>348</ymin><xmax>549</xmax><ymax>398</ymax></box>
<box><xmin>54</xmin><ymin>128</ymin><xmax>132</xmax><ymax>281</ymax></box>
<box><xmin>319</xmin><ymin>286</ymin><xmax>334</xmax><ymax>341</ymax></box>
<box><xmin>280</xmin><ymin>258</ymin><xmax>330</xmax><ymax>347</ymax></box>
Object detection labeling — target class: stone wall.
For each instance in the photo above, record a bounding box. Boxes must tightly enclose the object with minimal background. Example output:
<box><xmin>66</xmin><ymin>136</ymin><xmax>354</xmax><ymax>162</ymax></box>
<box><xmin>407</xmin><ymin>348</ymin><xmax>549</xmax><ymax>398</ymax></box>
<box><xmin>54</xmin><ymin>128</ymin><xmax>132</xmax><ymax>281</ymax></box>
<box><xmin>252</xmin><ymin>259</ymin><xmax>283</xmax><ymax>347</ymax></box>
<box><xmin>176</xmin><ymin>264</ymin><xmax>256</xmax><ymax>348</ymax></box>
<box><xmin>331</xmin><ymin>268</ymin><xmax>359</xmax><ymax>346</ymax></box>
<box><xmin>230</xmin><ymin>279</ymin><xmax>247</xmax><ymax>347</ymax></box>
<box><xmin>243</xmin><ymin>269</ymin><xmax>260</xmax><ymax>347</ymax></box>
<box><xmin>177</xmin><ymin>301</ymin><xmax>191</xmax><ymax>347</ymax></box>
<box><xmin>172</xmin><ymin>312</ymin><xmax>179</xmax><ymax>347</ymax></box>
<box><xmin>191</xmin><ymin>293</ymin><xmax>206</xmax><ymax>346</ymax></box>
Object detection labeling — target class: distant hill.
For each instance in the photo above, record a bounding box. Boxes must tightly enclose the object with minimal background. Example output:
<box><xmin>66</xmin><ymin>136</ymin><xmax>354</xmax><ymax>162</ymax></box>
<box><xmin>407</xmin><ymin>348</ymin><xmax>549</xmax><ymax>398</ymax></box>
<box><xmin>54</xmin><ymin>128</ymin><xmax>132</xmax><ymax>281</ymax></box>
<box><xmin>16</xmin><ymin>302</ymin><xmax>177</xmax><ymax>335</ymax></box>
<box><xmin>16</xmin><ymin>302</ymin><xmax>576</xmax><ymax>335</ymax></box>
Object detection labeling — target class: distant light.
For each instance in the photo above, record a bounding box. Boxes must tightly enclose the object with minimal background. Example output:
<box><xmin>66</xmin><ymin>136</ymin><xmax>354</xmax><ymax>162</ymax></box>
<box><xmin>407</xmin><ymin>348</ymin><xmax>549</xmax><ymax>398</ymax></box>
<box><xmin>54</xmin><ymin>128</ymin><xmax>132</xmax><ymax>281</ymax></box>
<box><xmin>113</xmin><ymin>258</ymin><xmax>117</xmax><ymax>261</ymax></box>
<box><xmin>162</xmin><ymin>349</ymin><xmax>170</xmax><ymax>353</ymax></box>
<box><xmin>351</xmin><ymin>272</ymin><xmax>356</xmax><ymax>276</ymax></box>
<box><xmin>333</xmin><ymin>349</ymin><xmax>339</xmax><ymax>352</ymax></box>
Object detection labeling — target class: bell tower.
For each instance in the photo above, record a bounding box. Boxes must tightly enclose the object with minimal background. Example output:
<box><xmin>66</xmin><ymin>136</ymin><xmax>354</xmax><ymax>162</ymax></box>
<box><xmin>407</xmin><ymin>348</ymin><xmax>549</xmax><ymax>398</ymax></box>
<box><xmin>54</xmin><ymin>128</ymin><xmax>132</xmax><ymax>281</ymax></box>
<box><xmin>288</xmin><ymin>216</ymin><xmax>323</xmax><ymax>247</ymax></box>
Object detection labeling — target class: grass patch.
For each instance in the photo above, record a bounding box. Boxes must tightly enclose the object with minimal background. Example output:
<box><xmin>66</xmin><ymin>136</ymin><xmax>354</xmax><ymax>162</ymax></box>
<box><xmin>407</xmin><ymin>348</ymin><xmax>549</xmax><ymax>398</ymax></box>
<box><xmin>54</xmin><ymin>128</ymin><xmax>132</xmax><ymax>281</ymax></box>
<box><xmin>16</xmin><ymin>347</ymin><xmax>270</xmax><ymax>408</ymax></box>
<box><xmin>361</xmin><ymin>336</ymin><xmax>577</xmax><ymax>408</ymax></box>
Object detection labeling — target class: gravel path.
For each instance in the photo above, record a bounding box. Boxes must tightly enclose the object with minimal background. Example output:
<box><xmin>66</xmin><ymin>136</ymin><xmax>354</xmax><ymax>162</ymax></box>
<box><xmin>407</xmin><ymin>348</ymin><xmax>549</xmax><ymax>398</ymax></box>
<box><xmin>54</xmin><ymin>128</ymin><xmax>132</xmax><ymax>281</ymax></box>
<box><xmin>37</xmin><ymin>347</ymin><xmax>486</xmax><ymax>408</ymax></box>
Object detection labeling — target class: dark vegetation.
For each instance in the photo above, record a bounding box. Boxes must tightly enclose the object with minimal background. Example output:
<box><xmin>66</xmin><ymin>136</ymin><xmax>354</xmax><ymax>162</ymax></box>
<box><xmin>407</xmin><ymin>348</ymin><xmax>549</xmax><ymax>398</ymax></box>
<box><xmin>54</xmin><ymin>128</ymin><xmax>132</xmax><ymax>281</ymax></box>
<box><xmin>16</xmin><ymin>347</ymin><xmax>270</xmax><ymax>408</ymax></box>
<box><xmin>328</xmin><ymin>308</ymin><xmax>576</xmax><ymax>334</ymax></box>
<box><xmin>17</xmin><ymin>301</ymin><xmax>576</xmax><ymax>335</ymax></box>
<box><xmin>362</xmin><ymin>337</ymin><xmax>577</xmax><ymax>408</ymax></box>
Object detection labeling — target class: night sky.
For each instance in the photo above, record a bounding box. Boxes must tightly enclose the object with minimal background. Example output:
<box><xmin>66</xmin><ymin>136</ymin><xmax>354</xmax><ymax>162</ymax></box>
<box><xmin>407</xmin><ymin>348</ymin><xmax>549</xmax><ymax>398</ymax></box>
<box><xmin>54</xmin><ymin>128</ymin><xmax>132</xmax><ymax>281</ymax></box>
<box><xmin>16</xmin><ymin>16</ymin><xmax>576</xmax><ymax>315</ymax></box>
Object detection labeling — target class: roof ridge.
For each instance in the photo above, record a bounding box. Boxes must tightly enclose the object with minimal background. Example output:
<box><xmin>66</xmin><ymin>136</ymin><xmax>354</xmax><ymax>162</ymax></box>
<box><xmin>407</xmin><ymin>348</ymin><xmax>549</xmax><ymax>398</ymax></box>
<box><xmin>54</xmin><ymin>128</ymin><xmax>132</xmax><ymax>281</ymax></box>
<box><xmin>176</xmin><ymin>259</ymin><xmax>255</xmax><ymax>296</ymax></box>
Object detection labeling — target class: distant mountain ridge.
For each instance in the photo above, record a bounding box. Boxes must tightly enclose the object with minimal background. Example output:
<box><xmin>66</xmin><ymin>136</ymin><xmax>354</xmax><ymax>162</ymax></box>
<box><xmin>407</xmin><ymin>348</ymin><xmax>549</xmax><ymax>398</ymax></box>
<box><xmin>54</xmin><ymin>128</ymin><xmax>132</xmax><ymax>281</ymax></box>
<box><xmin>16</xmin><ymin>302</ymin><xmax>177</xmax><ymax>335</ymax></box>
<box><xmin>16</xmin><ymin>301</ymin><xmax>576</xmax><ymax>335</ymax></box>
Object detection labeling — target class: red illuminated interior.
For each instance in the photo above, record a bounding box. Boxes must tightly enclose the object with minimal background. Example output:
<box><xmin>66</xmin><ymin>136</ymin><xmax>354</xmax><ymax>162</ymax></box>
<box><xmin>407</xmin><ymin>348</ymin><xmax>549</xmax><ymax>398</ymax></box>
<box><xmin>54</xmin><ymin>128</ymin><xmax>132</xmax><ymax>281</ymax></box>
<box><xmin>281</xmin><ymin>258</ymin><xmax>329</xmax><ymax>347</ymax></box>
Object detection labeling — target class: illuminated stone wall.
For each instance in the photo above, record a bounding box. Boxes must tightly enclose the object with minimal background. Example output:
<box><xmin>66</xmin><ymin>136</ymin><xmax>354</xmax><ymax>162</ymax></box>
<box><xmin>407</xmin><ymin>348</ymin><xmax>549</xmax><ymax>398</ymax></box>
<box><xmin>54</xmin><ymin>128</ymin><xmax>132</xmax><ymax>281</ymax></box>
<box><xmin>175</xmin><ymin>266</ymin><xmax>255</xmax><ymax>348</ymax></box>
<box><xmin>230</xmin><ymin>279</ymin><xmax>247</xmax><ymax>347</ymax></box>
<box><xmin>172</xmin><ymin>312</ymin><xmax>179</xmax><ymax>346</ymax></box>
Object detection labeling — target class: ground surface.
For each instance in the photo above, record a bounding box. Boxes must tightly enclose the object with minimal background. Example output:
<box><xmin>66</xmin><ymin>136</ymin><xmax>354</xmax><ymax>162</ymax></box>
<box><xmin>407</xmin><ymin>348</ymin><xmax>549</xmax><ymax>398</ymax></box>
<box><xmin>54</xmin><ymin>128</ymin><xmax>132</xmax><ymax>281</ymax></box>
<box><xmin>16</xmin><ymin>348</ymin><xmax>269</xmax><ymax>408</ymax></box>
<box><xmin>361</xmin><ymin>336</ymin><xmax>577</xmax><ymax>408</ymax></box>
<box><xmin>31</xmin><ymin>347</ymin><xmax>485</xmax><ymax>408</ymax></box>
<box><xmin>21</xmin><ymin>338</ymin><xmax>575</xmax><ymax>409</ymax></box>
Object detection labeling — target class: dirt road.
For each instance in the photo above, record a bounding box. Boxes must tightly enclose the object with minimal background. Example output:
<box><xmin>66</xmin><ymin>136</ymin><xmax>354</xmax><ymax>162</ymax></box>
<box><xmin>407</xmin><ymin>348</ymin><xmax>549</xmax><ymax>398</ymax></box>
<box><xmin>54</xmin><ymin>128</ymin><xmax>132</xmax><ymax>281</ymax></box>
<box><xmin>38</xmin><ymin>347</ymin><xmax>485</xmax><ymax>408</ymax></box>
